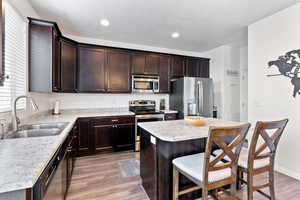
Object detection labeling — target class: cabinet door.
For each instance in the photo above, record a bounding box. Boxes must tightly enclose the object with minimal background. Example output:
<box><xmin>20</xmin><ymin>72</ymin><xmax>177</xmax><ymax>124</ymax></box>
<box><xmin>164</xmin><ymin>113</ymin><xmax>177</xmax><ymax>121</ymax></box>
<box><xmin>60</xmin><ymin>39</ymin><xmax>77</xmax><ymax>92</ymax></box>
<box><xmin>170</xmin><ymin>56</ymin><xmax>185</xmax><ymax>78</ymax></box>
<box><xmin>114</xmin><ymin>124</ymin><xmax>135</xmax><ymax>151</ymax></box>
<box><xmin>93</xmin><ymin>124</ymin><xmax>114</xmax><ymax>151</ymax></box>
<box><xmin>106</xmin><ymin>50</ymin><xmax>131</xmax><ymax>93</ymax></box>
<box><xmin>132</xmin><ymin>53</ymin><xmax>146</xmax><ymax>75</ymax></box>
<box><xmin>199</xmin><ymin>58</ymin><xmax>210</xmax><ymax>78</ymax></box>
<box><xmin>159</xmin><ymin>55</ymin><xmax>170</xmax><ymax>93</ymax></box>
<box><xmin>145</xmin><ymin>54</ymin><xmax>160</xmax><ymax>75</ymax></box>
<box><xmin>78</xmin><ymin>46</ymin><xmax>106</xmax><ymax>92</ymax></box>
<box><xmin>28</xmin><ymin>22</ymin><xmax>53</xmax><ymax>92</ymax></box>
<box><xmin>185</xmin><ymin>57</ymin><xmax>200</xmax><ymax>77</ymax></box>
<box><xmin>52</xmin><ymin>30</ymin><xmax>61</xmax><ymax>92</ymax></box>
<box><xmin>77</xmin><ymin>119</ymin><xmax>91</xmax><ymax>156</ymax></box>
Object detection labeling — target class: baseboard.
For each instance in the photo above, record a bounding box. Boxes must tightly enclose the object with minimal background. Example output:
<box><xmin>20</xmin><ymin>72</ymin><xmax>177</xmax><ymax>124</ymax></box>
<box><xmin>275</xmin><ymin>165</ymin><xmax>300</xmax><ymax>181</ymax></box>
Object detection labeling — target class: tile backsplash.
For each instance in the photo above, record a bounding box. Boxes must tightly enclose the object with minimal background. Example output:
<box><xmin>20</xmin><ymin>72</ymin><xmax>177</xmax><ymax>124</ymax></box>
<box><xmin>49</xmin><ymin>93</ymin><xmax>169</xmax><ymax>111</ymax></box>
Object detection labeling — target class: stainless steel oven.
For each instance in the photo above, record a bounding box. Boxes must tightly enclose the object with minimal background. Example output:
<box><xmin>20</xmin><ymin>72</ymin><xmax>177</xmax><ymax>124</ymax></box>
<box><xmin>132</xmin><ymin>75</ymin><xmax>159</xmax><ymax>93</ymax></box>
<box><xmin>135</xmin><ymin>114</ymin><xmax>164</xmax><ymax>151</ymax></box>
<box><xmin>129</xmin><ymin>100</ymin><xmax>164</xmax><ymax>151</ymax></box>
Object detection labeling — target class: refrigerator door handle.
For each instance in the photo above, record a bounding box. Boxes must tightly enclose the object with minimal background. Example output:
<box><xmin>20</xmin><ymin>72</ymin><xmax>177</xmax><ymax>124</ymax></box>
<box><xmin>197</xmin><ymin>81</ymin><xmax>204</xmax><ymax>115</ymax></box>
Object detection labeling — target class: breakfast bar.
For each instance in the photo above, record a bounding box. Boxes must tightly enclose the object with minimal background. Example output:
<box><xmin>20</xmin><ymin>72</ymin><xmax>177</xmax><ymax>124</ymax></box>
<box><xmin>138</xmin><ymin>119</ymin><xmax>244</xmax><ymax>200</ymax></box>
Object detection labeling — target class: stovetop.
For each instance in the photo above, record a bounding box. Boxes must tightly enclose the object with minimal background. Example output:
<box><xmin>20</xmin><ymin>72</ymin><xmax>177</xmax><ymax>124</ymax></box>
<box><xmin>129</xmin><ymin>100</ymin><xmax>162</xmax><ymax>115</ymax></box>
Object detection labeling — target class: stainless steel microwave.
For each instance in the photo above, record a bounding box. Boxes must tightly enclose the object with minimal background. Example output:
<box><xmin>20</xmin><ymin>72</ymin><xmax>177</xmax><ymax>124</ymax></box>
<box><xmin>132</xmin><ymin>75</ymin><xmax>159</xmax><ymax>93</ymax></box>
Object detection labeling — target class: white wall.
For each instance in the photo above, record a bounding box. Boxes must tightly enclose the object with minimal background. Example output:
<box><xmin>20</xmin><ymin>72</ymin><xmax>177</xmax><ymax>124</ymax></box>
<box><xmin>202</xmin><ymin>43</ymin><xmax>247</xmax><ymax>121</ymax></box>
<box><xmin>248</xmin><ymin>2</ymin><xmax>300</xmax><ymax>180</ymax></box>
<box><xmin>240</xmin><ymin>46</ymin><xmax>248</xmax><ymax>122</ymax></box>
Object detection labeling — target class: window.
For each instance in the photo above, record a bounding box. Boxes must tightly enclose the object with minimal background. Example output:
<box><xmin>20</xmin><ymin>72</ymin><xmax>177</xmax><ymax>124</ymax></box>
<box><xmin>0</xmin><ymin>3</ymin><xmax>26</xmax><ymax>112</ymax></box>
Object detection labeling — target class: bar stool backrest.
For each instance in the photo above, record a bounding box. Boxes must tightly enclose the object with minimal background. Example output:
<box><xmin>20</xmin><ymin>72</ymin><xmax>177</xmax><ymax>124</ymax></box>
<box><xmin>203</xmin><ymin>123</ymin><xmax>251</xmax><ymax>190</ymax></box>
<box><xmin>248</xmin><ymin>119</ymin><xmax>289</xmax><ymax>170</ymax></box>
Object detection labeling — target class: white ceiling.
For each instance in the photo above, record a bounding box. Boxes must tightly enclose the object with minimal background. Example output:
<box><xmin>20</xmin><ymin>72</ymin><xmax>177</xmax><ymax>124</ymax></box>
<box><xmin>28</xmin><ymin>0</ymin><xmax>300</xmax><ymax>52</ymax></box>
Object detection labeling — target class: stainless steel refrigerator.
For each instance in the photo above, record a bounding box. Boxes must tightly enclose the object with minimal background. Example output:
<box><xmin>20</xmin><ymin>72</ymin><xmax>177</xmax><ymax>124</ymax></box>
<box><xmin>169</xmin><ymin>77</ymin><xmax>213</xmax><ymax>119</ymax></box>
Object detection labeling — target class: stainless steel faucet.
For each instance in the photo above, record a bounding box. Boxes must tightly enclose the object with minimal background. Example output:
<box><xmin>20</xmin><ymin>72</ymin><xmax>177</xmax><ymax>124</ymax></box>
<box><xmin>12</xmin><ymin>95</ymin><xmax>39</xmax><ymax>131</ymax></box>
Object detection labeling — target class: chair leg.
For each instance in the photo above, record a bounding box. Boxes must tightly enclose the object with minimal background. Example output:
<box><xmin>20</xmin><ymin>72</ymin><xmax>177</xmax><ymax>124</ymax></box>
<box><xmin>173</xmin><ymin>167</ymin><xmax>179</xmax><ymax>200</ymax></box>
<box><xmin>231</xmin><ymin>180</ymin><xmax>237</xmax><ymax>198</ymax></box>
<box><xmin>237</xmin><ymin>168</ymin><xmax>243</xmax><ymax>190</ymax></box>
<box><xmin>269</xmin><ymin>168</ymin><xmax>276</xmax><ymax>200</ymax></box>
<box><xmin>202</xmin><ymin>187</ymin><xmax>209</xmax><ymax>200</ymax></box>
<box><xmin>211</xmin><ymin>189</ymin><xmax>218</xmax><ymax>199</ymax></box>
<box><xmin>247</xmin><ymin>172</ymin><xmax>254</xmax><ymax>200</ymax></box>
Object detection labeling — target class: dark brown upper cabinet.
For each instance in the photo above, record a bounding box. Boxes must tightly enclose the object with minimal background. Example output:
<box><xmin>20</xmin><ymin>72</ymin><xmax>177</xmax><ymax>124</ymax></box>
<box><xmin>60</xmin><ymin>38</ymin><xmax>77</xmax><ymax>92</ymax></box>
<box><xmin>132</xmin><ymin>53</ymin><xmax>159</xmax><ymax>75</ymax></box>
<box><xmin>185</xmin><ymin>57</ymin><xmax>200</xmax><ymax>77</ymax></box>
<box><xmin>170</xmin><ymin>56</ymin><xmax>185</xmax><ymax>78</ymax></box>
<box><xmin>28</xmin><ymin>18</ymin><xmax>210</xmax><ymax>94</ymax></box>
<box><xmin>78</xmin><ymin>45</ymin><xmax>106</xmax><ymax>92</ymax></box>
<box><xmin>159</xmin><ymin>55</ymin><xmax>171</xmax><ymax>93</ymax></box>
<box><xmin>52</xmin><ymin>29</ymin><xmax>61</xmax><ymax>91</ymax></box>
<box><xmin>106</xmin><ymin>49</ymin><xmax>131</xmax><ymax>93</ymax></box>
<box><xmin>185</xmin><ymin>57</ymin><xmax>210</xmax><ymax>78</ymax></box>
<box><xmin>0</xmin><ymin>0</ymin><xmax>5</xmax><ymax>86</ymax></box>
<box><xmin>28</xmin><ymin>18</ymin><xmax>61</xmax><ymax>92</ymax></box>
<box><xmin>145</xmin><ymin>54</ymin><xmax>160</xmax><ymax>75</ymax></box>
<box><xmin>199</xmin><ymin>58</ymin><xmax>210</xmax><ymax>78</ymax></box>
<box><xmin>132</xmin><ymin>53</ymin><xmax>146</xmax><ymax>75</ymax></box>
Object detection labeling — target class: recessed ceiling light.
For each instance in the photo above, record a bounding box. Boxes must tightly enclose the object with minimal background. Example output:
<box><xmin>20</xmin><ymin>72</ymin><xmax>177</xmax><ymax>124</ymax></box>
<box><xmin>100</xmin><ymin>19</ymin><xmax>110</xmax><ymax>27</ymax></box>
<box><xmin>171</xmin><ymin>32</ymin><xmax>180</xmax><ymax>38</ymax></box>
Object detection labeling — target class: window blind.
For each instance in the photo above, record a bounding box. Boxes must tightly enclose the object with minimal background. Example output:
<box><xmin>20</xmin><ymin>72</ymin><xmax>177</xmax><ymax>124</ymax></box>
<box><xmin>0</xmin><ymin>3</ymin><xmax>26</xmax><ymax>112</ymax></box>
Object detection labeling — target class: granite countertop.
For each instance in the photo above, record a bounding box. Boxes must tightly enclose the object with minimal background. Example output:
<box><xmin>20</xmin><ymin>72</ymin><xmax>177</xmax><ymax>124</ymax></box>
<box><xmin>138</xmin><ymin>118</ymin><xmax>245</xmax><ymax>142</ymax></box>
<box><xmin>0</xmin><ymin>109</ymin><xmax>134</xmax><ymax>194</ymax></box>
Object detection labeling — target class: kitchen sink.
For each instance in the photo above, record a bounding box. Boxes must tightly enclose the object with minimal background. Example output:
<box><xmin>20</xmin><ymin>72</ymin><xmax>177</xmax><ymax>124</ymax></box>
<box><xmin>20</xmin><ymin>122</ymin><xmax>68</xmax><ymax>130</ymax></box>
<box><xmin>2</xmin><ymin>122</ymin><xmax>69</xmax><ymax>139</ymax></box>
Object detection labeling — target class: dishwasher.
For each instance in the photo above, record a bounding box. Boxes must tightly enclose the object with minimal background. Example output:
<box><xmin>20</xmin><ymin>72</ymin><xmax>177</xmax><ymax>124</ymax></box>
<box><xmin>33</xmin><ymin>140</ymin><xmax>68</xmax><ymax>200</ymax></box>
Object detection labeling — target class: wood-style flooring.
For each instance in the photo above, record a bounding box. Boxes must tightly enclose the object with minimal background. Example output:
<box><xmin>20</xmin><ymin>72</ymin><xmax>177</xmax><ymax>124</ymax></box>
<box><xmin>66</xmin><ymin>152</ymin><xmax>300</xmax><ymax>200</ymax></box>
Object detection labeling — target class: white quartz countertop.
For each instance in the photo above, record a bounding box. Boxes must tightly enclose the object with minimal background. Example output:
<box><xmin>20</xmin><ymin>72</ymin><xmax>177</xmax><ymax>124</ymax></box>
<box><xmin>138</xmin><ymin>118</ymin><xmax>245</xmax><ymax>142</ymax></box>
<box><xmin>0</xmin><ymin>110</ymin><xmax>134</xmax><ymax>194</ymax></box>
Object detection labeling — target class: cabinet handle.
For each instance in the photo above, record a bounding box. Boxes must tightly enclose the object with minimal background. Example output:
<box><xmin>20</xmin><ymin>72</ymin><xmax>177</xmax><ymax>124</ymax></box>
<box><xmin>111</xmin><ymin>119</ymin><xmax>119</xmax><ymax>122</ymax></box>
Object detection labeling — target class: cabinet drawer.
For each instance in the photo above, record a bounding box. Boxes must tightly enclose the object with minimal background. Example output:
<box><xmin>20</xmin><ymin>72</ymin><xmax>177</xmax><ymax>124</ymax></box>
<box><xmin>91</xmin><ymin>115</ymin><xmax>135</xmax><ymax>126</ymax></box>
<box><xmin>164</xmin><ymin>113</ymin><xmax>177</xmax><ymax>121</ymax></box>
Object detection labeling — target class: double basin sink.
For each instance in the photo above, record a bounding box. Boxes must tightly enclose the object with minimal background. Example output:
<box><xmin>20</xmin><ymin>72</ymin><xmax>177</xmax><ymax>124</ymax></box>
<box><xmin>2</xmin><ymin>122</ymin><xmax>69</xmax><ymax>139</ymax></box>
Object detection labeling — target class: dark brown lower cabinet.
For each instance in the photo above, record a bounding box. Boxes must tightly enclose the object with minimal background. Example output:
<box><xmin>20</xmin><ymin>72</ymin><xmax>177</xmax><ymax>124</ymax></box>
<box><xmin>93</xmin><ymin>124</ymin><xmax>114</xmax><ymax>152</ymax></box>
<box><xmin>77</xmin><ymin>118</ymin><xmax>92</xmax><ymax>156</ymax></box>
<box><xmin>164</xmin><ymin>113</ymin><xmax>177</xmax><ymax>121</ymax></box>
<box><xmin>114</xmin><ymin>124</ymin><xmax>135</xmax><ymax>151</ymax></box>
<box><xmin>76</xmin><ymin>116</ymin><xmax>135</xmax><ymax>156</ymax></box>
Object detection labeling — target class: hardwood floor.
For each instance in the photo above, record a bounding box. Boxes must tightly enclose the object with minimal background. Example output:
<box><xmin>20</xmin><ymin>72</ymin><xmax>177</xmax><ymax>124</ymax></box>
<box><xmin>67</xmin><ymin>151</ymin><xmax>149</xmax><ymax>200</ymax></box>
<box><xmin>67</xmin><ymin>152</ymin><xmax>300</xmax><ymax>200</ymax></box>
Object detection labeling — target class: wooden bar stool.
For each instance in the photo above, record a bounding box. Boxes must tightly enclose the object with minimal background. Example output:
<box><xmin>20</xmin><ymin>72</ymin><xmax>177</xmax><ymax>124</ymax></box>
<box><xmin>172</xmin><ymin>123</ymin><xmax>250</xmax><ymax>200</ymax></box>
<box><xmin>237</xmin><ymin>119</ymin><xmax>289</xmax><ymax>200</ymax></box>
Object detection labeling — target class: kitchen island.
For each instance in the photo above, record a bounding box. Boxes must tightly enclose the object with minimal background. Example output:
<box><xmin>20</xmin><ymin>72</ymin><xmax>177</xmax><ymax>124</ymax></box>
<box><xmin>138</xmin><ymin>118</ymin><xmax>244</xmax><ymax>200</ymax></box>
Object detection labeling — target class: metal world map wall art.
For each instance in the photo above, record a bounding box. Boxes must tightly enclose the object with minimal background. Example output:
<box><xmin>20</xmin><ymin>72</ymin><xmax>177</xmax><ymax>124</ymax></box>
<box><xmin>268</xmin><ymin>49</ymin><xmax>300</xmax><ymax>98</ymax></box>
